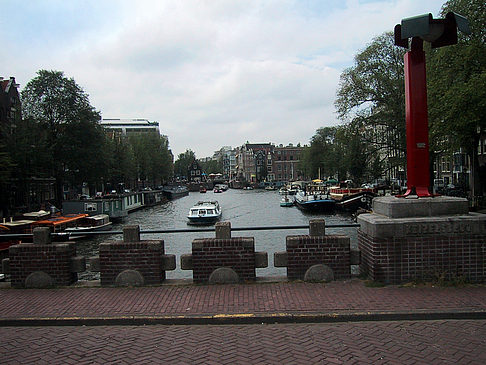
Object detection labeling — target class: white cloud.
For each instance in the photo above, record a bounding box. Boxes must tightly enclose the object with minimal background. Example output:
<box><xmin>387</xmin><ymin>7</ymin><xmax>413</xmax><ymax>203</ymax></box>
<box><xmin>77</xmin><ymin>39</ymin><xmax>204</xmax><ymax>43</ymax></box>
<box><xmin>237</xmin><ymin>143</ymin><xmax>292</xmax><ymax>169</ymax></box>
<box><xmin>1</xmin><ymin>0</ymin><xmax>445</xmax><ymax>157</ymax></box>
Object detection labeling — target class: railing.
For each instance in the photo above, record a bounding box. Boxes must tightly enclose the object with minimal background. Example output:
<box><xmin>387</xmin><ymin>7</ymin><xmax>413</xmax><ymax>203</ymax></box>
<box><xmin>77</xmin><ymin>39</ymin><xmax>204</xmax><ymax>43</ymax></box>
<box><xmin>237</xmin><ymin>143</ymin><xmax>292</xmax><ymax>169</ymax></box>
<box><xmin>0</xmin><ymin>223</ymin><xmax>361</xmax><ymax>240</ymax></box>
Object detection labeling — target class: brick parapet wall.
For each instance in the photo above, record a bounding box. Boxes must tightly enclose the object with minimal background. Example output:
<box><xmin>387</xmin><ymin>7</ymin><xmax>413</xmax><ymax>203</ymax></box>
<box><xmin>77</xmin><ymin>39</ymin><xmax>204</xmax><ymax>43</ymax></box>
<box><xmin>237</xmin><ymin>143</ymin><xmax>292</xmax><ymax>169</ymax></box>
<box><xmin>286</xmin><ymin>235</ymin><xmax>351</xmax><ymax>280</ymax></box>
<box><xmin>99</xmin><ymin>240</ymin><xmax>165</xmax><ymax>286</ymax></box>
<box><xmin>192</xmin><ymin>238</ymin><xmax>256</xmax><ymax>283</ymax></box>
<box><xmin>358</xmin><ymin>230</ymin><xmax>486</xmax><ymax>284</ymax></box>
<box><xmin>9</xmin><ymin>243</ymin><xmax>77</xmax><ymax>288</ymax></box>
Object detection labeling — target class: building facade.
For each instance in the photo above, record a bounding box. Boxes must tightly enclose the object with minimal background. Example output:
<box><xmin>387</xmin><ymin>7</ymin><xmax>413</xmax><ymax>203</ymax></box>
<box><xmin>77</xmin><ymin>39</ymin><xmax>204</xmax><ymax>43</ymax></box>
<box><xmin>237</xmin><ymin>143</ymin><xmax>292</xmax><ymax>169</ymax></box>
<box><xmin>188</xmin><ymin>159</ymin><xmax>205</xmax><ymax>183</ymax></box>
<box><xmin>235</xmin><ymin>143</ymin><xmax>304</xmax><ymax>184</ymax></box>
<box><xmin>0</xmin><ymin>77</ymin><xmax>21</xmax><ymax>132</ymax></box>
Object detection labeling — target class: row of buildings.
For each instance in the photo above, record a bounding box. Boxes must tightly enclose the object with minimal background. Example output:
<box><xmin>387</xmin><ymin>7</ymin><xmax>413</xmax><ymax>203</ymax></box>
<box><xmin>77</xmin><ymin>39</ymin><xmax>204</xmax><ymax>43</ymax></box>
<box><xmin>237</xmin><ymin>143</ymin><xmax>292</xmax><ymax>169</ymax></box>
<box><xmin>194</xmin><ymin>143</ymin><xmax>305</xmax><ymax>185</ymax></box>
<box><xmin>2</xmin><ymin>75</ymin><xmax>485</xmax><ymax>198</ymax></box>
<box><xmin>99</xmin><ymin>119</ymin><xmax>306</xmax><ymax>185</ymax></box>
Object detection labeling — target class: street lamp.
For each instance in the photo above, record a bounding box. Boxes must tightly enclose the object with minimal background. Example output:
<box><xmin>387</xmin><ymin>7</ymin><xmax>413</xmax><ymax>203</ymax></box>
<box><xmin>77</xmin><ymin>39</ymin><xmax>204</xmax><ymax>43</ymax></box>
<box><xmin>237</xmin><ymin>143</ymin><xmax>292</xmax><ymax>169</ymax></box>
<box><xmin>394</xmin><ymin>12</ymin><xmax>470</xmax><ymax>197</ymax></box>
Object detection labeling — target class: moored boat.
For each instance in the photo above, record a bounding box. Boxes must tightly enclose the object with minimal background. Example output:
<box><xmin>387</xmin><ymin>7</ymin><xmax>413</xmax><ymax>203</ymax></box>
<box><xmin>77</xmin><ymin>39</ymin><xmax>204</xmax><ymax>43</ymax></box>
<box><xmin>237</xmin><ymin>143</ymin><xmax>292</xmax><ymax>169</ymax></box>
<box><xmin>329</xmin><ymin>187</ymin><xmax>376</xmax><ymax>212</ymax></box>
<box><xmin>65</xmin><ymin>214</ymin><xmax>112</xmax><ymax>235</ymax></box>
<box><xmin>294</xmin><ymin>183</ymin><xmax>336</xmax><ymax>212</ymax></box>
<box><xmin>162</xmin><ymin>185</ymin><xmax>189</xmax><ymax>199</ymax></box>
<box><xmin>280</xmin><ymin>194</ymin><xmax>294</xmax><ymax>207</ymax></box>
<box><xmin>187</xmin><ymin>201</ymin><xmax>222</xmax><ymax>225</ymax></box>
<box><xmin>22</xmin><ymin>210</ymin><xmax>51</xmax><ymax>221</ymax></box>
<box><xmin>31</xmin><ymin>213</ymin><xmax>89</xmax><ymax>240</ymax></box>
<box><xmin>0</xmin><ymin>219</ymin><xmax>35</xmax><ymax>251</ymax></box>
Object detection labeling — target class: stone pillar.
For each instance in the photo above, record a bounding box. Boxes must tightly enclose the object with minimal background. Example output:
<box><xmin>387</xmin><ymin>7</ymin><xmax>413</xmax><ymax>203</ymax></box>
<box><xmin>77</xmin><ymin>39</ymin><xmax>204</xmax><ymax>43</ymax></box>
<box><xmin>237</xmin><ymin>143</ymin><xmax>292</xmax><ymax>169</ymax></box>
<box><xmin>33</xmin><ymin>227</ymin><xmax>51</xmax><ymax>244</ymax></box>
<box><xmin>215</xmin><ymin>221</ymin><xmax>231</xmax><ymax>239</ymax></box>
<box><xmin>123</xmin><ymin>225</ymin><xmax>140</xmax><ymax>242</ymax></box>
<box><xmin>309</xmin><ymin>219</ymin><xmax>325</xmax><ymax>237</ymax></box>
<box><xmin>358</xmin><ymin>196</ymin><xmax>486</xmax><ymax>284</ymax></box>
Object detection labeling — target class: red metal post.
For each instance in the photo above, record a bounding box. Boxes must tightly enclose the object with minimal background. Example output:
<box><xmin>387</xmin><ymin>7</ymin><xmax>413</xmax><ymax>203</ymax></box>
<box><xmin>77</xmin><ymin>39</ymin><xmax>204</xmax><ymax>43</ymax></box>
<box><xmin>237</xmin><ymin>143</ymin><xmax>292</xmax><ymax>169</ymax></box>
<box><xmin>403</xmin><ymin>38</ymin><xmax>432</xmax><ymax>197</ymax></box>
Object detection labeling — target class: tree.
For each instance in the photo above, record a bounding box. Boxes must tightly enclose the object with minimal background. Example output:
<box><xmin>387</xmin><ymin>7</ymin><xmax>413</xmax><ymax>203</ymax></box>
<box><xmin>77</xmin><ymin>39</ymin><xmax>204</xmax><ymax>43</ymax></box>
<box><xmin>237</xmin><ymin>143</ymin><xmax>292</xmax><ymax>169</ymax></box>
<box><xmin>427</xmin><ymin>0</ymin><xmax>486</xmax><ymax>197</ymax></box>
<box><xmin>21</xmin><ymin>70</ymin><xmax>102</xmax><ymax>204</ymax></box>
<box><xmin>335</xmin><ymin>32</ymin><xmax>407</xmax><ymax>180</ymax></box>
<box><xmin>129</xmin><ymin>133</ymin><xmax>173</xmax><ymax>187</ymax></box>
<box><xmin>300</xmin><ymin>127</ymin><xmax>343</xmax><ymax>180</ymax></box>
<box><xmin>174</xmin><ymin>150</ymin><xmax>196</xmax><ymax>179</ymax></box>
<box><xmin>200</xmin><ymin>158</ymin><xmax>222</xmax><ymax>175</ymax></box>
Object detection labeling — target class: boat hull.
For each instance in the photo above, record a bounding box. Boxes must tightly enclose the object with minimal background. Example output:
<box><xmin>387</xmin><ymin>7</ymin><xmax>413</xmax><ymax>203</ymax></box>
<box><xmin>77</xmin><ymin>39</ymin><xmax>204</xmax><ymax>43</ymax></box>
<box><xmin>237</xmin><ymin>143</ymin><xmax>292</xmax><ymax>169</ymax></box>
<box><xmin>294</xmin><ymin>199</ymin><xmax>336</xmax><ymax>212</ymax></box>
<box><xmin>187</xmin><ymin>216</ymin><xmax>221</xmax><ymax>225</ymax></box>
<box><xmin>335</xmin><ymin>192</ymin><xmax>375</xmax><ymax>212</ymax></box>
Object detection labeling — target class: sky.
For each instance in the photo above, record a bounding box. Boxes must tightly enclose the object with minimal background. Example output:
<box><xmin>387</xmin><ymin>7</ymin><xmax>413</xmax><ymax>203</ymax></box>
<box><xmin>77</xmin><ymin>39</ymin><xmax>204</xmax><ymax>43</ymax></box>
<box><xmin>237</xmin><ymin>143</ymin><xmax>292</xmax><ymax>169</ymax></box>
<box><xmin>1</xmin><ymin>0</ymin><xmax>445</xmax><ymax>158</ymax></box>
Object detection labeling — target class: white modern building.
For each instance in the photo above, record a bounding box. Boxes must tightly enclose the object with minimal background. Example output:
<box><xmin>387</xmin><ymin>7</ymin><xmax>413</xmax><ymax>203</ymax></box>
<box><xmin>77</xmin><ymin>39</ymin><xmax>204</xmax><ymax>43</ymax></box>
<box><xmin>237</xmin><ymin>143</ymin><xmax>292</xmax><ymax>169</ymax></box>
<box><xmin>100</xmin><ymin>118</ymin><xmax>160</xmax><ymax>135</ymax></box>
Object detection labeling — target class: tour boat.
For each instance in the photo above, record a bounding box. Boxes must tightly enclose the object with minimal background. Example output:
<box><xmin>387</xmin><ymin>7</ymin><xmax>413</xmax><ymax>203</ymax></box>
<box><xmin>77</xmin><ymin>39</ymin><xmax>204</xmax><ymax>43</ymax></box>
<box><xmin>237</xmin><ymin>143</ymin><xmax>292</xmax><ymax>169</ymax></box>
<box><xmin>187</xmin><ymin>201</ymin><xmax>222</xmax><ymax>225</ymax></box>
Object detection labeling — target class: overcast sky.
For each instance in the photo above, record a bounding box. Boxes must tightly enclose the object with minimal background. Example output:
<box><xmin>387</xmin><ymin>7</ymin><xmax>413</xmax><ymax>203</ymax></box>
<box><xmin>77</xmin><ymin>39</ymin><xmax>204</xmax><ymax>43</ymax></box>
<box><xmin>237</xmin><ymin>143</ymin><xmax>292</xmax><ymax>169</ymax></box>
<box><xmin>2</xmin><ymin>0</ymin><xmax>445</xmax><ymax>158</ymax></box>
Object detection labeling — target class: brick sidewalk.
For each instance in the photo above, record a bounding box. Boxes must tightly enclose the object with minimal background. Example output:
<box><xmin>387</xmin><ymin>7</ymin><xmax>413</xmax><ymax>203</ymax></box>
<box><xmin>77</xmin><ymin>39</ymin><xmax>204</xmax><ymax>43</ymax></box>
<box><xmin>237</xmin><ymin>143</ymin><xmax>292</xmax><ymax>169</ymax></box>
<box><xmin>1</xmin><ymin>279</ymin><xmax>485</xmax><ymax>324</ymax></box>
<box><xmin>1</xmin><ymin>321</ymin><xmax>486</xmax><ymax>364</ymax></box>
<box><xmin>2</xmin><ymin>279</ymin><xmax>486</xmax><ymax>364</ymax></box>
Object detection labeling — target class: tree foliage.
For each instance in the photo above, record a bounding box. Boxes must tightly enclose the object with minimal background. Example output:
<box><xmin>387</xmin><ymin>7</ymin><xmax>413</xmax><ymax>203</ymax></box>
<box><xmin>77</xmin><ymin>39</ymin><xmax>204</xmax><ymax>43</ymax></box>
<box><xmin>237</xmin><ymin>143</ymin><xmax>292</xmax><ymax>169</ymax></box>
<box><xmin>427</xmin><ymin>0</ymin><xmax>486</xmax><ymax>195</ymax></box>
<box><xmin>335</xmin><ymin>33</ymin><xmax>407</xmax><ymax>179</ymax></box>
<box><xmin>129</xmin><ymin>133</ymin><xmax>173</xmax><ymax>186</ymax></box>
<box><xmin>21</xmin><ymin>70</ymin><xmax>103</xmax><ymax>203</ymax></box>
<box><xmin>174</xmin><ymin>150</ymin><xmax>196</xmax><ymax>179</ymax></box>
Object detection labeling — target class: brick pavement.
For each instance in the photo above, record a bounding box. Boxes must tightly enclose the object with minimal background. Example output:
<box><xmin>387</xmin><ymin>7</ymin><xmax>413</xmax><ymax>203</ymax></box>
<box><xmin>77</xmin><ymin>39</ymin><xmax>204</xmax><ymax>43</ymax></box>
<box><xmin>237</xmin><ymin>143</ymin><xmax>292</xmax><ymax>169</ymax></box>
<box><xmin>1</xmin><ymin>279</ymin><xmax>486</xmax><ymax>364</ymax></box>
<box><xmin>1</xmin><ymin>279</ymin><xmax>485</xmax><ymax>324</ymax></box>
<box><xmin>1</xmin><ymin>320</ymin><xmax>486</xmax><ymax>364</ymax></box>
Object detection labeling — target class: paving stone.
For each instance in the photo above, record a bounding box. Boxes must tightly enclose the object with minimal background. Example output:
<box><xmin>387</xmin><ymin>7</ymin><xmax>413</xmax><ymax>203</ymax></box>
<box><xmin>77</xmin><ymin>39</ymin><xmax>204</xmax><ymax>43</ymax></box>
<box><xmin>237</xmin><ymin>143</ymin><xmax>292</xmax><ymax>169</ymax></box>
<box><xmin>1</xmin><ymin>321</ymin><xmax>485</xmax><ymax>364</ymax></box>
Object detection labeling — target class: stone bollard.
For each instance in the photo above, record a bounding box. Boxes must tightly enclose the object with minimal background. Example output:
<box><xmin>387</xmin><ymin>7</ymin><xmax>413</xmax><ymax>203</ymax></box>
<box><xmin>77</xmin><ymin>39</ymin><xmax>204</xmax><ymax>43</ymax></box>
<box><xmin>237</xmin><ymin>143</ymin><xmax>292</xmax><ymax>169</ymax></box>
<box><xmin>309</xmin><ymin>219</ymin><xmax>325</xmax><ymax>237</ymax></box>
<box><xmin>33</xmin><ymin>227</ymin><xmax>51</xmax><ymax>244</ymax></box>
<box><xmin>123</xmin><ymin>225</ymin><xmax>140</xmax><ymax>242</ymax></box>
<box><xmin>215</xmin><ymin>221</ymin><xmax>231</xmax><ymax>239</ymax></box>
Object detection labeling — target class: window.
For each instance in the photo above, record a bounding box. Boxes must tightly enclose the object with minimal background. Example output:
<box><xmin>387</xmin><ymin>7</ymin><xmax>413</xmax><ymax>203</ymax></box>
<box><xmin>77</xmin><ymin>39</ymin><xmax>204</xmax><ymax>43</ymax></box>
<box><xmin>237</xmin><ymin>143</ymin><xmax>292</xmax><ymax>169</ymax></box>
<box><xmin>84</xmin><ymin>203</ymin><xmax>97</xmax><ymax>212</ymax></box>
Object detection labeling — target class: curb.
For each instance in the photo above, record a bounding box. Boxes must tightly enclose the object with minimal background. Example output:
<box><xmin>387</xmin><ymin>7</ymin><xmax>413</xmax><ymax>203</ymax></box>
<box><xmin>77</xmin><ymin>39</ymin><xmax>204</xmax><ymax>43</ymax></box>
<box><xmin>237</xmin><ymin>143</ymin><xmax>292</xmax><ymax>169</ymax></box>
<box><xmin>2</xmin><ymin>310</ymin><xmax>486</xmax><ymax>327</ymax></box>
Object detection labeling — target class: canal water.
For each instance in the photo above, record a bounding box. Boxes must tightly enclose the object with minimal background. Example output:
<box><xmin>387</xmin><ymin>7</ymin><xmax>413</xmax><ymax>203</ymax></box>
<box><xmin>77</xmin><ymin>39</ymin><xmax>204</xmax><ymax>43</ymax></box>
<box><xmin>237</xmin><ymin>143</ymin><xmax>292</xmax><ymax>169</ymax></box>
<box><xmin>76</xmin><ymin>189</ymin><xmax>358</xmax><ymax>280</ymax></box>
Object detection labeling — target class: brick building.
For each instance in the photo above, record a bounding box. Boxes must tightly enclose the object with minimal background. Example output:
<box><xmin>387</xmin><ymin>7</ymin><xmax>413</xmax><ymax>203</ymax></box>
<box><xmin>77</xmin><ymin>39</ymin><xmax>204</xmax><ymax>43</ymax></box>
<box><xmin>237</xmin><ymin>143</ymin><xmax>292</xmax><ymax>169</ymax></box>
<box><xmin>235</xmin><ymin>143</ymin><xmax>304</xmax><ymax>184</ymax></box>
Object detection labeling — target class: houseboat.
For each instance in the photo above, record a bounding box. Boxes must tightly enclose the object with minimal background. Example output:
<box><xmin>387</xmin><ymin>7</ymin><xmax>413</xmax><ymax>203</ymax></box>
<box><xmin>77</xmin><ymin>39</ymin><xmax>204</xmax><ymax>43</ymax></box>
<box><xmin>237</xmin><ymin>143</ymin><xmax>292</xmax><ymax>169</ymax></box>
<box><xmin>162</xmin><ymin>185</ymin><xmax>189</xmax><ymax>199</ymax></box>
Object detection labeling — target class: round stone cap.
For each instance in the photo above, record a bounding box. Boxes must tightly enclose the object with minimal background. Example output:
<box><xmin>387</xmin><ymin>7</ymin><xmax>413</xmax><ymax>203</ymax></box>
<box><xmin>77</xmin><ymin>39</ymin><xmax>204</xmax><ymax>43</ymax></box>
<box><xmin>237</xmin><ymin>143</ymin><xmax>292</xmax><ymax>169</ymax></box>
<box><xmin>115</xmin><ymin>269</ymin><xmax>145</xmax><ymax>287</ymax></box>
<box><xmin>304</xmin><ymin>264</ymin><xmax>334</xmax><ymax>282</ymax></box>
<box><xmin>208</xmin><ymin>267</ymin><xmax>239</xmax><ymax>284</ymax></box>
